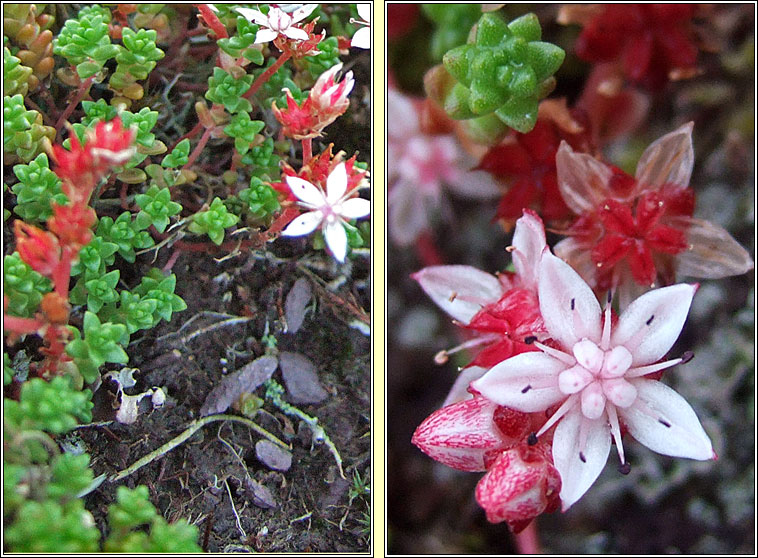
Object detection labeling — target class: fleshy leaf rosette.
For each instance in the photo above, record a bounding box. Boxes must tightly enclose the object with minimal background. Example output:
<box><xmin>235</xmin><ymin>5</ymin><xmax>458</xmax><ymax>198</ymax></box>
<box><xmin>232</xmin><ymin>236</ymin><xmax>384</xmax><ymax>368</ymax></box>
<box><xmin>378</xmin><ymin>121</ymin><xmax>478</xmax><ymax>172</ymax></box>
<box><xmin>438</xmin><ymin>12</ymin><xmax>565</xmax><ymax>133</ymax></box>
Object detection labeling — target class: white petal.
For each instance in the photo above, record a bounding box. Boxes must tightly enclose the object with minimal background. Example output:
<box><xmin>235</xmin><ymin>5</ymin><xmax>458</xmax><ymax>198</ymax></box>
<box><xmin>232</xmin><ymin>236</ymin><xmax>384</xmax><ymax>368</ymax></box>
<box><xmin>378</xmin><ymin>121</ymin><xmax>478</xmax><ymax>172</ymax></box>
<box><xmin>254</xmin><ymin>28</ymin><xmax>279</xmax><ymax>44</ymax></box>
<box><xmin>236</xmin><ymin>7</ymin><xmax>269</xmax><ymax>25</ymax></box>
<box><xmin>356</xmin><ymin>3</ymin><xmax>371</xmax><ymax>23</ymax></box>
<box><xmin>324</xmin><ymin>221</ymin><xmax>347</xmax><ymax>262</ymax></box>
<box><xmin>292</xmin><ymin>4</ymin><xmax>318</xmax><ymax>23</ymax></box>
<box><xmin>442</xmin><ymin>366</ymin><xmax>488</xmax><ymax>407</ymax></box>
<box><xmin>283</xmin><ymin>26</ymin><xmax>309</xmax><ymax>41</ymax></box>
<box><xmin>326</xmin><ymin>163</ymin><xmax>348</xmax><ymax>203</ymax></box>
<box><xmin>412</xmin><ymin>265</ymin><xmax>503</xmax><ymax>324</ymax></box>
<box><xmin>340</xmin><ymin>197</ymin><xmax>370</xmax><ymax>219</ymax></box>
<box><xmin>471</xmin><ymin>351</ymin><xmax>567</xmax><ymax>413</ymax></box>
<box><xmin>553</xmin><ymin>237</ymin><xmax>598</xmax><ymax>288</ymax></box>
<box><xmin>552</xmin><ymin>408</ymin><xmax>611</xmax><ymax>511</ymax></box>
<box><xmin>671</xmin><ymin>216</ymin><xmax>754</xmax><ymax>279</ymax></box>
<box><xmin>635</xmin><ymin>122</ymin><xmax>694</xmax><ymax>189</ymax></box>
<box><xmin>286</xmin><ymin>176</ymin><xmax>326</xmax><ymax>207</ymax></box>
<box><xmin>281</xmin><ymin>211</ymin><xmax>323</xmax><ymax>237</ymax></box>
<box><xmin>620</xmin><ymin>379</ymin><xmax>715</xmax><ymax>460</ymax></box>
<box><xmin>351</xmin><ymin>26</ymin><xmax>371</xmax><ymax>49</ymax></box>
<box><xmin>387</xmin><ymin>88</ymin><xmax>420</xmax><ymax>138</ymax></box>
<box><xmin>555</xmin><ymin>141</ymin><xmax>614</xmax><ymax>214</ymax></box>
<box><xmin>538</xmin><ymin>250</ymin><xmax>602</xmax><ymax>349</ymax></box>
<box><xmin>612</xmin><ymin>284</ymin><xmax>696</xmax><ymax>366</ymax></box>
<box><xmin>444</xmin><ymin>168</ymin><xmax>502</xmax><ymax>199</ymax></box>
<box><xmin>388</xmin><ymin>178</ymin><xmax>432</xmax><ymax>246</ymax></box>
<box><xmin>512</xmin><ymin>210</ymin><xmax>546</xmax><ymax>292</ymax></box>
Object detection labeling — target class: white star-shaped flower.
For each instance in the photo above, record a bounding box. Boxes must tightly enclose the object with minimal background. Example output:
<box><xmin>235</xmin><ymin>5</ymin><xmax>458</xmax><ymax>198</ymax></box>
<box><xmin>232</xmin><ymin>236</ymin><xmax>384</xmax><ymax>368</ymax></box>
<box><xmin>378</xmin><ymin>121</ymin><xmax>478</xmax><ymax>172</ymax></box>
<box><xmin>236</xmin><ymin>4</ymin><xmax>318</xmax><ymax>44</ymax></box>
<box><xmin>351</xmin><ymin>4</ymin><xmax>371</xmax><ymax>49</ymax></box>
<box><xmin>281</xmin><ymin>163</ymin><xmax>370</xmax><ymax>262</ymax></box>
<box><xmin>472</xmin><ymin>249</ymin><xmax>716</xmax><ymax>511</ymax></box>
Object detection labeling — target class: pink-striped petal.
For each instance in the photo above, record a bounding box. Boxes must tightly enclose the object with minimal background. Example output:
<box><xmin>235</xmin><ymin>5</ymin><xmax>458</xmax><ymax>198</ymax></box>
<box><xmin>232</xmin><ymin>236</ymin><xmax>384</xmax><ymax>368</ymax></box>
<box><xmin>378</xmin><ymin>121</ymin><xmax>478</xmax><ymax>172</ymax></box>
<box><xmin>281</xmin><ymin>211</ymin><xmax>323</xmax><ymax>237</ymax></box>
<box><xmin>635</xmin><ymin>122</ymin><xmax>694</xmax><ymax>189</ymax></box>
<box><xmin>612</xmin><ymin>283</ymin><xmax>696</xmax><ymax>366</ymax></box>
<box><xmin>411</xmin><ymin>397</ymin><xmax>508</xmax><ymax>472</ymax></box>
<box><xmin>620</xmin><ymin>379</ymin><xmax>715</xmax><ymax>460</ymax></box>
<box><xmin>555</xmin><ymin>141</ymin><xmax>614</xmax><ymax>214</ymax></box>
<box><xmin>412</xmin><ymin>265</ymin><xmax>503</xmax><ymax>324</ymax></box>
<box><xmin>538</xmin><ymin>250</ymin><xmax>602</xmax><ymax>349</ymax></box>
<box><xmin>552</xmin><ymin>407</ymin><xmax>611</xmax><ymax>511</ymax></box>
<box><xmin>472</xmin><ymin>351</ymin><xmax>567</xmax><ymax>413</ymax></box>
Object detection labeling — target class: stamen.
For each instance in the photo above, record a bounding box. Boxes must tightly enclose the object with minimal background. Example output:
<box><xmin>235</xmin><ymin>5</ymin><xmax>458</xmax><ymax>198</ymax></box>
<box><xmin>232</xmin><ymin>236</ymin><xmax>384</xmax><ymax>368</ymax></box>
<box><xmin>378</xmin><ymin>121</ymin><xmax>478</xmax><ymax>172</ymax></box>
<box><xmin>606</xmin><ymin>403</ymin><xmax>626</xmax><ymax>465</ymax></box>
<box><xmin>536</xmin><ymin>395</ymin><xmax>578</xmax><ymax>437</ymax></box>
<box><xmin>505</xmin><ymin>245</ymin><xmax>516</xmax><ymax>253</ymax></box>
<box><xmin>448</xmin><ymin>291</ymin><xmax>458</xmax><ymax>302</ymax></box>
<box><xmin>646</xmin><ymin>314</ymin><xmax>654</xmax><ymax>326</ymax></box>
<box><xmin>570</xmin><ymin>298</ymin><xmax>575</xmax><ymax>310</ymax></box>
<box><xmin>521</xmin><ymin>385</ymin><xmax>532</xmax><ymax>393</ymax></box>
<box><xmin>625</xmin><ymin>357</ymin><xmax>683</xmax><ymax>378</ymax></box>
<box><xmin>579</xmin><ymin>452</ymin><xmax>586</xmax><ymax>463</ymax></box>
<box><xmin>658</xmin><ymin>418</ymin><xmax>671</xmax><ymax>428</ymax></box>
<box><xmin>601</xmin><ymin>293</ymin><xmax>613</xmax><ymax>350</ymax></box>
<box><xmin>534</xmin><ymin>341</ymin><xmax>576</xmax><ymax>366</ymax></box>
<box><xmin>618</xmin><ymin>462</ymin><xmax>631</xmax><ymax>475</ymax></box>
<box><xmin>681</xmin><ymin>351</ymin><xmax>694</xmax><ymax>364</ymax></box>
<box><xmin>527</xmin><ymin>432</ymin><xmax>538</xmax><ymax>446</ymax></box>
<box><xmin>524</xmin><ymin>335</ymin><xmax>537</xmax><ymax>345</ymax></box>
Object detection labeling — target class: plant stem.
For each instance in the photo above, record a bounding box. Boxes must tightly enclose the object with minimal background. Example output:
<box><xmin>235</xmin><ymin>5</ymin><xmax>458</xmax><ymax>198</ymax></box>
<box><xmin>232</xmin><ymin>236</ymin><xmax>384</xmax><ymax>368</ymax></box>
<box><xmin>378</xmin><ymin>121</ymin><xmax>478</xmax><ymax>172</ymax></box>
<box><xmin>195</xmin><ymin>3</ymin><xmax>228</xmax><ymax>39</ymax></box>
<box><xmin>109</xmin><ymin>413</ymin><xmax>290</xmax><ymax>483</ymax></box>
<box><xmin>302</xmin><ymin>137</ymin><xmax>312</xmax><ymax>163</ymax></box>
<box><xmin>183</xmin><ymin>125</ymin><xmax>215</xmax><ymax>170</ymax></box>
<box><xmin>514</xmin><ymin>521</ymin><xmax>540</xmax><ymax>554</ymax></box>
<box><xmin>243</xmin><ymin>51</ymin><xmax>292</xmax><ymax>100</ymax></box>
<box><xmin>55</xmin><ymin>75</ymin><xmax>94</xmax><ymax>132</ymax></box>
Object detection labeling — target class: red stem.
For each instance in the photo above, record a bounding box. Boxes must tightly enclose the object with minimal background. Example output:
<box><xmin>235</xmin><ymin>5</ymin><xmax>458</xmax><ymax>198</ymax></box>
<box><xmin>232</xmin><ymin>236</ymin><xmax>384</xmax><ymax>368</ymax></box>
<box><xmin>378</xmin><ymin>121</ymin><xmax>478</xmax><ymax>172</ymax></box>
<box><xmin>55</xmin><ymin>75</ymin><xmax>95</xmax><ymax>132</ymax></box>
<box><xmin>513</xmin><ymin>521</ymin><xmax>540</xmax><ymax>554</ymax></box>
<box><xmin>302</xmin><ymin>137</ymin><xmax>312</xmax><ymax>163</ymax></box>
<box><xmin>170</xmin><ymin>120</ymin><xmax>204</xmax><ymax>152</ymax></box>
<box><xmin>195</xmin><ymin>4</ymin><xmax>228</xmax><ymax>39</ymax></box>
<box><xmin>243</xmin><ymin>51</ymin><xmax>292</xmax><ymax>100</ymax></box>
<box><xmin>183</xmin><ymin>126</ymin><xmax>215</xmax><ymax>170</ymax></box>
<box><xmin>3</xmin><ymin>314</ymin><xmax>45</xmax><ymax>336</ymax></box>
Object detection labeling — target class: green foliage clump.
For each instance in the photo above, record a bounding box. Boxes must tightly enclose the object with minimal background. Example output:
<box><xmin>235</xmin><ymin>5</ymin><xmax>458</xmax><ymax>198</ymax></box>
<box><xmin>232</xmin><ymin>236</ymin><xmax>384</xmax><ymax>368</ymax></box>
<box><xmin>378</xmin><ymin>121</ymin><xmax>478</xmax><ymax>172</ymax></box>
<box><xmin>135</xmin><ymin>185</ymin><xmax>183</xmax><ymax>232</ymax></box>
<box><xmin>224</xmin><ymin>112</ymin><xmax>265</xmax><ymax>156</ymax></box>
<box><xmin>239</xmin><ymin>177</ymin><xmax>281</xmax><ymax>220</ymax></box>
<box><xmin>3</xmin><ymin>93</ymin><xmax>56</xmax><ymax>163</ymax></box>
<box><xmin>4</xmin><ymin>45</ymin><xmax>33</xmax><ymax>96</ymax></box>
<box><xmin>4</xmin><ymin>353</ymin><xmax>13</xmax><ymax>386</ymax></box>
<box><xmin>206</xmin><ymin>67</ymin><xmax>253</xmax><ymax>114</ymax></box>
<box><xmin>96</xmin><ymin>211</ymin><xmax>155</xmax><ymax>263</ymax></box>
<box><xmin>11</xmin><ymin>153</ymin><xmax>68</xmax><ymax>223</ymax></box>
<box><xmin>217</xmin><ymin>16</ymin><xmax>264</xmax><ymax>64</ymax></box>
<box><xmin>5</xmin><ymin>499</ymin><xmax>100</xmax><ymax>552</ymax></box>
<box><xmin>188</xmin><ymin>197</ymin><xmax>240</xmax><ymax>245</ymax></box>
<box><xmin>84</xmin><ymin>269</ymin><xmax>120</xmax><ymax>313</ymax></box>
<box><xmin>422</xmin><ymin>4</ymin><xmax>482</xmax><ymax>62</ymax></box>
<box><xmin>161</xmin><ymin>138</ymin><xmax>190</xmax><ymax>168</ymax></box>
<box><xmin>104</xmin><ymin>486</ymin><xmax>201</xmax><ymax>552</ymax></box>
<box><xmin>66</xmin><ymin>311</ymin><xmax>129</xmax><ymax>383</ymax></box>
<box><xmin>70</xmin><ymin>236</ymin><xmax>119</xmax><ymax>279</ymax></box>
<box><xmin>53</xmin><ymin>4</ymin><xmax>120</xmax><ymax>78</ymax></box>
<box><xmin>4</xmin><ymin>376</ymin><xmax>93</xmax><ymax>434</ymax></box>
<box><xmin>110</xmin><ymin>27</ymin><xmax>165</xmax><ymax>101</ymax></box>
<box><xmin>132</xmin><ymin>269</ymin><xmax>187</xmax><ymax>324</ymax></box>
<box><xmin>441</xmin><ymin>12</ymin><xmax>565</xmax><ymax>133</ymax></box>
<box><xmin>303</xmin><ymin>36</ymin><xmax>342</xmax><ymax>79</ymax></box>
<box><xmin>241</xmin><ymin>136</ymin><xmax>281</xmax><ymax>179</ymax></box>
<box><xmin>4</xmin><ymin>251</ymin><xmax>52</xmax><ymax>317</ymax></box>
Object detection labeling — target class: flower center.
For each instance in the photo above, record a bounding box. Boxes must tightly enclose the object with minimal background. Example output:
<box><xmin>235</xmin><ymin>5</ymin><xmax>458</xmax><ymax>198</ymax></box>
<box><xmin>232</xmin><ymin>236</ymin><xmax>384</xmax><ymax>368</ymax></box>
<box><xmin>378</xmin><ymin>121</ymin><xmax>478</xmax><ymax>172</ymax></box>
<box><xmin>557</xmin><ymin>339</ymin><xmax>637</xmax><ymax>420</ymax></box>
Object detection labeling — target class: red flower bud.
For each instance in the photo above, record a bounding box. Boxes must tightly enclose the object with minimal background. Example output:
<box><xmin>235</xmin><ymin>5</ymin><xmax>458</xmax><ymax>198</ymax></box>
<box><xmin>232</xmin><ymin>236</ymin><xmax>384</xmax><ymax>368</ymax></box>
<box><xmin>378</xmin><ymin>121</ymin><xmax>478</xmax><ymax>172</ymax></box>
<box><xmin>14</xmin><ymin>221</ymin><xmax>61</xmax><ymax>278</ymax></box>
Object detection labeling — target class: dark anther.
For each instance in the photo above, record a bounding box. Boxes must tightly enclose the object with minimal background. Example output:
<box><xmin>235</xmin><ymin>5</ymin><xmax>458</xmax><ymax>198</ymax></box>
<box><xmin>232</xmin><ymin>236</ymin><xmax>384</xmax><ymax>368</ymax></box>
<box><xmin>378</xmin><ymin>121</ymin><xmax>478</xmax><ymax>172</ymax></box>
<box><xmin>579</xmin><ymin>452</ymin><xmax>587</xmax><ymax>463</ymax></box>
<box><xmin>527</xmin><ymin>433</ymin><xmax>538</xmax><ymax>446</ymax></box>
<box><xmin>618</xmin><ymin>462</ymin><xmax>631</xmax><ymax>475</ymax></box>
<box><xmin>658</xmin><ymin>418</ymin><xmax>671</xmax><ymax>428</ymax></box>
<box><xmin>646</xmin><ymin>315</ymin><xmax>655</xmax><ymax>325</ymax></box>
<box><xmin>571</xmin><ymin>298</ymin><xmax>576</xmax><ymax>310</ymax></box>
<box><xmin>681</xmin><ymin>351</ymin><xmax>694</xmax><ymax>364</ymax></box>
<box><xmin>607</xmin><ymin>291</ymin><xmax>613</xmax><ymax>304</ymax></box>
<box><xmin>524</xmin><ymin>335</ymin><xmax>537</xmax><ymax>345</ymax></box>
<box><xmin>521</xmin><ymin>384</ymin><xmax>532</xmax><ymax>393</ymax></box>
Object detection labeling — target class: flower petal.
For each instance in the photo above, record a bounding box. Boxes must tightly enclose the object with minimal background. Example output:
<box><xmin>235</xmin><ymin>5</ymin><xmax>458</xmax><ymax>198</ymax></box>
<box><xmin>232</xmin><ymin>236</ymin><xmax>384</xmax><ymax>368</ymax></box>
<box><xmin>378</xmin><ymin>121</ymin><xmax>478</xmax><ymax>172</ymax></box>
<box><xmin>512</xmin><ymin>210</ymin><xmax>546</xmax><ymax>292</ymax></box>
<box><xmin>356</xmin><ymin>3</ymin><xmax>371</xmax><ymax>23</ymax></box>
<box><xmin>555</xmin><ymin>141</ymin><xmax>613</xmax><ymax>214</ymax></box>
<box><xmin>444</xmin><ymin>168</ymin><xmax>502</xmax><ymax>199</ymax></box>
<box><xmin>236</xmin><ymin>7</ymin><xmax>269</xmax><ymax>25</ymax></box>
<box><xmin>471</xmin><ymin>352</ymin><xmax>567</xmax><ymax>413</ymax></box>
<box><xmin>326</xmin><ymin>162</ymin><xmax>348</xmax><ymax>203</ymax></box>
<box><xmin>388</xmin><ymin>178</ymin><xmax>432</xmax><ymax>246</ymax></box>
<box><xmin>442</xmin><ymin>366</ymin><xmax>488</xmax><ymax>407</ymax></box>
<box><xmin>253</xmin><ymin>28</ymin><xmax>279</xmax><ymax>44</ymax></box>
<box><xmin>292</xmin><ymin>4</ymin><xmax>318</xmax><ymax>23</ymax></box>
<box><xmin>340</xmin><ymin>197</ymin><xmax>370</xmax><ymax>220</ymax></box>
<box><xmin>286</xmin><ymin>175</ymin><xmax>326</xmax><ymax>207</ymax></box>
<box><xmin>351</xmin><ymin>26</ymin><xmax>371</xmax><ymax>49</ymax></box>
<box><xmin>281</xmin><ymin>211</ymin><xmax>323</xmax><ymax>237</ymax></box>
<box><xmin>412</xmin><ymin>265</ymin><xmax>504</xmax><ymax>324</ymax></box>
<box><xmin>553</xmin><ymin>237</ymin><xmax>597</xmax><ymax>288</ymax></box>
<box><xmin>283</xmin><ymin>26</ymin><xmax>310</xmax><ymax>41</ymax></box>
<box><xmin>612</xmin><ymin>283</ymin><xmax>696</xmax><ymax>365</ymax></box>
<box><xmin>552</xmin><ymin>408</ymin><xmax>611</xmax><ymax>511</ymax></box>
<box><xmin>635</xmin><ymin>122</ymin><xmax>694</xmax><ymax>189</ymax></box>
<box><xmin>671</xmin><ymin>216</ymin><xmax>754</xmax><ymax>279</ymax></box>
<box><xmin>324</xmin><ymin>220</ymin><xmax>347</xmax><ymax>262</ymax></box>
<box><xmin>538</xmin><ymin>250</ymin><xmax>602</xmax><ymax>348</ymax></box>
<box><xmin>411</xmin><ymin>397</ymin><xmax>507</xmax><ymax>472</ymax></box>
<box><xmin>620</xmin><ymin>379</ymin><xmax>715</xmax><ymax>460</ymax></box>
